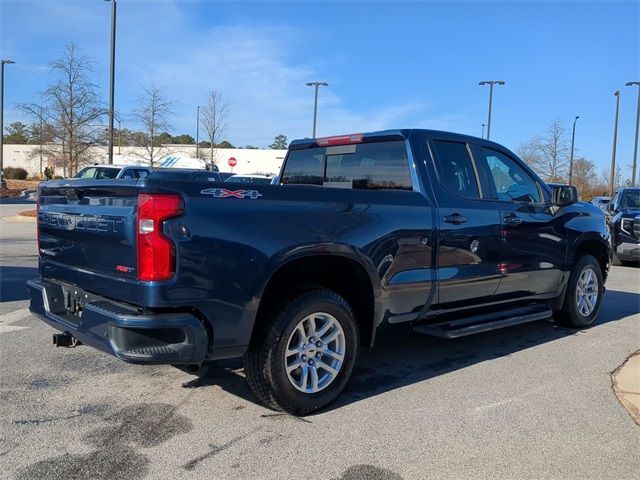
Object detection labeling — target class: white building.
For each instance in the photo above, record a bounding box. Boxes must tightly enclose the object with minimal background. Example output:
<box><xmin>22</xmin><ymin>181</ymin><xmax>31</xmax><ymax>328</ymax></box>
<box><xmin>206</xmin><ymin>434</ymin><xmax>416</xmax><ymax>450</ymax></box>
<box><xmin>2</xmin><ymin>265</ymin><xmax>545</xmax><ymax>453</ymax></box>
<box><xmin>1</xmin><ymin>144</ymin><xmax>287</xmax><ymax>178</ymax></box>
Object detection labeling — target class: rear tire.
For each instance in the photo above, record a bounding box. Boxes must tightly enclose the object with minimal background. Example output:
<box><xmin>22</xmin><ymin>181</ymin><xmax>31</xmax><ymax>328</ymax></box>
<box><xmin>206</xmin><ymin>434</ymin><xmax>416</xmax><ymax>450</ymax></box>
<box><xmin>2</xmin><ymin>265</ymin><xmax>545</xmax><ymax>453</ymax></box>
<box><xmin>555</xmin><ymin>254</ymin><xmax>603</xmax><ymax>328</ymax></box>
<box><xmin>244</xmin><ymin>289</ymin><xmax>358</xmax><ymax>415</ymax></box>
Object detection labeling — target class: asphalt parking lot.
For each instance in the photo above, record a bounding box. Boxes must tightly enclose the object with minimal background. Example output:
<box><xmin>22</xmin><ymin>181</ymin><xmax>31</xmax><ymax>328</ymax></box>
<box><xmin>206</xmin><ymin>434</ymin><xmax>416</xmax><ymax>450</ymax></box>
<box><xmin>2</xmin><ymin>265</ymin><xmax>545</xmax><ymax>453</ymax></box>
<box><xmin>1</xmin><ymin>199</ymin><xmax>639</xmax><ymax>480</ymax></box>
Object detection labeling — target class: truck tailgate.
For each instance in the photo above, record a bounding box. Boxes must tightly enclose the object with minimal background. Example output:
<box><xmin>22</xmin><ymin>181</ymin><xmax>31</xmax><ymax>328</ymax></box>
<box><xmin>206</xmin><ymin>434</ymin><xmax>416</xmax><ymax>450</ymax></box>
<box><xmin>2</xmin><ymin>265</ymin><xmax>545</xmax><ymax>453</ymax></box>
<box><xmin>38</xmin><ymin>180</ymin><xmax>139</xmax><ymax>280</ymax></box>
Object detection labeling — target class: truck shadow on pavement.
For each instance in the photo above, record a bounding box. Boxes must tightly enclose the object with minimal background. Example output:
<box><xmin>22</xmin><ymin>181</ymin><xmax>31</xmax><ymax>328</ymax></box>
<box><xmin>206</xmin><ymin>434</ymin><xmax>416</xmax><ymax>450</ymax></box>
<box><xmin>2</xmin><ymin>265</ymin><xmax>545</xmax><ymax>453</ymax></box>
<box><xmin>186</xmin><ymin>288</ymin><xmax>639</xmax><ymax>413</ymax></box>
<box><xmin>0</xmin><ymin>266</ymin><xmax>39</xmax><ymax>301</ymax></box>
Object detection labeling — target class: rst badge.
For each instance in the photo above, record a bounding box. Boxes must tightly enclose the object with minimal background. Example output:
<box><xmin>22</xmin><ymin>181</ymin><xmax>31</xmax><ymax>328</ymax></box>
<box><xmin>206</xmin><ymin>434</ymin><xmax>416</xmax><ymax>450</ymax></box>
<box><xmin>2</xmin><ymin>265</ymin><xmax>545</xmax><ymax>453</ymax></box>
<box><xmin>200</xmin><ymin>188</ymin><xmax>262</xmax><ymax>199</ymax></box>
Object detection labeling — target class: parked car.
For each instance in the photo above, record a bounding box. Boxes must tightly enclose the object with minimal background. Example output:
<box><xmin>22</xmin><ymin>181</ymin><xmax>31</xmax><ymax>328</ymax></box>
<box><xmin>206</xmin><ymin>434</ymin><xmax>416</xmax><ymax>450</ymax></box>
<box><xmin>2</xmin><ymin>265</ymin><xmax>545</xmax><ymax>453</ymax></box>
<box><xmin>607</xmin><ymin>187</ymin><xmax>640</xmax><ymax>265</ymax></box>
<box><xmin>74</xmin><ymin>165</ymin><xmax>151</xmax><ymax>179</ymax></box>
<box><xmin>29</xmin><ymin>129</ymin><xmax>610</xmax><ymax>415</ymax></box>
<box><xmin>591</xmin><ymin>196</ymin><xmax>611</xmax><ymax>212</ymax></box>
<box><xmin>225</xmin><ymin>174</ymin><xmax>273</xmax><ymax>184</ymax></box>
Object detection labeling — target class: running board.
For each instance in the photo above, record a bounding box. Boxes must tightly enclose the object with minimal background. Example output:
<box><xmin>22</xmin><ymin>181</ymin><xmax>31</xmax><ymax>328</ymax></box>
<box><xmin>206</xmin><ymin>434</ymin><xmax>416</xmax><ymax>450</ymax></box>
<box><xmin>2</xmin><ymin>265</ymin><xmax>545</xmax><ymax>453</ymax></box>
<box><xmin>414</xmin><ymin>307</ymin><xmax>552</xmax><ymax>339</ymax></box>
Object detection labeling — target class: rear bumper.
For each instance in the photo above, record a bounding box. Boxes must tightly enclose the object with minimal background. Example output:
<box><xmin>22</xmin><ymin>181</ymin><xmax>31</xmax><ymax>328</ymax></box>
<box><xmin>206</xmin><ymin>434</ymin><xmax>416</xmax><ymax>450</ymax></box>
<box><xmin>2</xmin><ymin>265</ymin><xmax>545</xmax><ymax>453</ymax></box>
<box><xmin>616</xmin><ymin>241</ymin><xmax>640</xmax><ymax>262</ymax></box>
<box><xmin>28</xmin><ymin>277</ymin><xmax>209</xmax><ymax>365</ymax></box>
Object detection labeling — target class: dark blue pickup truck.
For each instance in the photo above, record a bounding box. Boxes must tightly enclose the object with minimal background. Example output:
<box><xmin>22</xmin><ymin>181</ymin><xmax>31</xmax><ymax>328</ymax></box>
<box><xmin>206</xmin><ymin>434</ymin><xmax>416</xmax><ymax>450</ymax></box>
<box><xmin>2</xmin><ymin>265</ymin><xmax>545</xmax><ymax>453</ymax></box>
<box><xmin>29</xmin><ymin>129</ymin><xmax>610</xmax><ymax>414</ymax></box>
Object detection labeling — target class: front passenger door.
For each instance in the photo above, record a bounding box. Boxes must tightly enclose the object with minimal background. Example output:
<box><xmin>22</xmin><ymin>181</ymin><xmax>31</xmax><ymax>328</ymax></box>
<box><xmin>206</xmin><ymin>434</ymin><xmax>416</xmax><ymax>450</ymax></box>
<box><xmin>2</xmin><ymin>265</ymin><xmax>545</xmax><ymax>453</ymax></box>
<box><xmin>475</xmin><ymin>146</ymin><xmax>565</xmax><ymax>300</ymax></box>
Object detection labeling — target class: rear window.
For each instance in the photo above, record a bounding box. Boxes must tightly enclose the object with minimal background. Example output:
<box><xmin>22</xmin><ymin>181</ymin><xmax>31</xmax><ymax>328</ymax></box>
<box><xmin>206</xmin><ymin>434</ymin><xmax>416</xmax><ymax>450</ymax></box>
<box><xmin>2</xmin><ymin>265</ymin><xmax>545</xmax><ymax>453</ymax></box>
<box><xmin>281</xmin><ymin>141</ymin><xmax>412</xmax><ymax>191</ymax></box>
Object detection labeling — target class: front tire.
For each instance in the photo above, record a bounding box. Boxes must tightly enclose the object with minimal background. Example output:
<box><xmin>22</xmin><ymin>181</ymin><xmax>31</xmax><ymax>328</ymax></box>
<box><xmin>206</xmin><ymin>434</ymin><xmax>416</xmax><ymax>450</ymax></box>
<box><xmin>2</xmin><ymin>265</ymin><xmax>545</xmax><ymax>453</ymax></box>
<box><xmin>556</xmin><ymin>254</ymin><xmax>604</xmax><ymax>328</ymax></box>
<box><xmin>244</xmin><ymin>289</ymin><xmax>359</xmax><ymax>415</ymax></box>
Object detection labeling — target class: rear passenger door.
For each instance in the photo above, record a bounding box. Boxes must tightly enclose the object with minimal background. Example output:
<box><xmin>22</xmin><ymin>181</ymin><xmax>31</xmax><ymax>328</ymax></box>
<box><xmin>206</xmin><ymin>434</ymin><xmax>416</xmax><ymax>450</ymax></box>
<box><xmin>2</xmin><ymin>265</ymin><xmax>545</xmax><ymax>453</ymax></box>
<box><xmin>473</xmin><ymin>145</ymin><xmax>565</xmax><ymax>300</ymax></box>
<box><xmin>428</xmin><ymin>137</ymin><xmax>502</xmax><ymax>308</ymax></box>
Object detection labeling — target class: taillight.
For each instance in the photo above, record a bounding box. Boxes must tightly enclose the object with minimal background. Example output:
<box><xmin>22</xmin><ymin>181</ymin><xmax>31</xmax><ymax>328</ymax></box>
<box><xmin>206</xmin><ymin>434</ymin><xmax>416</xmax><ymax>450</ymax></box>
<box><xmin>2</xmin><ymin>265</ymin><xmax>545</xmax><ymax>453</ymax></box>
<box><xmin>316</xmin><ymin>133</ymin><xmax>364</xmax><ymax>146</ymax></box>
<box><xmin>137</xmin><ymin>194</ymin><xmax>184</xmax><ymax>281</ymax></box>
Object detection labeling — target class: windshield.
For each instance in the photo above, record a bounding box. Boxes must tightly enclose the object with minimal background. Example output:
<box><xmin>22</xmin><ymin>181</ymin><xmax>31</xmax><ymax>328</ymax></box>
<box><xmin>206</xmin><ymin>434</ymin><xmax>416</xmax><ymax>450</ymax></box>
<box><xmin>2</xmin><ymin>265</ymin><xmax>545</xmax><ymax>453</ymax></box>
<box><xmin>620</xmin><ymin>190</ymin><xmax>640</xmax><ymax>209</ymax></box>
<box><xmin>74</xmin><ymin>167</ymin><xmax>120</xmax><ymax>179</ymax></box>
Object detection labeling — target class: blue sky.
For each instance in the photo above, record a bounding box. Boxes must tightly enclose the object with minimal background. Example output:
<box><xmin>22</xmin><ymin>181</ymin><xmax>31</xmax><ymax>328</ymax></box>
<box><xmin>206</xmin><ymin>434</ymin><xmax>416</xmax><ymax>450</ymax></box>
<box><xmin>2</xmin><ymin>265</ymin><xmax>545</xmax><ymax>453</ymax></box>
<box><xmin>1</xmin><ymin>0</ymin><xmax>638</xmax><ymax>177</ymax></box>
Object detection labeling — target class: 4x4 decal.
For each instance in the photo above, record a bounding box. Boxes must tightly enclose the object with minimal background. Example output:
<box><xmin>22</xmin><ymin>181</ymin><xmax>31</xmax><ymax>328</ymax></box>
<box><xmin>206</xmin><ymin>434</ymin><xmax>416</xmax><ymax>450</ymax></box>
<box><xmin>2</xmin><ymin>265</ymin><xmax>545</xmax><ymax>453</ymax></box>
<box><xmin>200</xmin><ymin>188</ymin><xmax>263</xmax><ymax>199</ymax></box>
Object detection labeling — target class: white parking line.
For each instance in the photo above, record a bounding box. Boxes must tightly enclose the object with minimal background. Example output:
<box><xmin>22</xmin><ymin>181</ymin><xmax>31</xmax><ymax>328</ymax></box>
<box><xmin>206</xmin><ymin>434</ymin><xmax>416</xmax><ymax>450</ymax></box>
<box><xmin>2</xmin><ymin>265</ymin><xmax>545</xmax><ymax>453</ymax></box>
<box><xmin>0</xmin><ymin>308</ymin><xmax>31</xmax><ymax>325</ymax></box>
<box><xmin>0</xmin><ymin>325</ymin><xmax>30</xmax><ymax>334</ymax></box>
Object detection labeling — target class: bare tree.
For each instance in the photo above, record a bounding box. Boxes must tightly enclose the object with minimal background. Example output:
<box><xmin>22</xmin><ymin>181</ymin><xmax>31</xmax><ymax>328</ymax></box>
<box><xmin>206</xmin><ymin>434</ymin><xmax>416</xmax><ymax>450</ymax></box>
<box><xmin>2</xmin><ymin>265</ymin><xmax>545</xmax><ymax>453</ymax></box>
<box><xmin>570</xmin><ymin>157</ymin><xmax>596</xmax><ymax>197</ymax></box>
<box><xmin>28</xmin><ymin>113</ymin><xmax>56</xmax><ymax>177</ymax></box>
<box><xmin>600</xmin><ymin>165</ymin><xmax>624</xmax><ymax>191</ymax></box>
<box><xmin>21</xmin><ymin>43</ymin><xmax>103</xmax><ymax>176</ymax></box>
<box><xmin>200</xmin><ymin>89</ymin><xmax>231</xmax><ymax>169</ymax></box>
<box><xmin>518</xmin><ymin>120</ymin><xmax>570</xmax><ymax>182</ymax></box>
<box><xmin>132</xmin><ymin>83</ymin><xmax>174</xmax><ymax>167</ymax></box>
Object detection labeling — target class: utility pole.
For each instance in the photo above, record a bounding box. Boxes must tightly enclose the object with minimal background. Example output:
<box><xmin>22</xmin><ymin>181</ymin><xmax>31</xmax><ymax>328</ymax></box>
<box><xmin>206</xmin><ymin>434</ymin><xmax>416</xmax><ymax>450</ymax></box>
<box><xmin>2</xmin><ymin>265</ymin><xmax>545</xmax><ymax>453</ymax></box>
<box><xmin>610</xmin><ymin>91</ymin><xmax>620</xmax><ymax>197</ymax></box>
<box><xmin>305</xmin><ymin>82</ymin><xmax>328</xmax><ymax>138</ymax></box>
<box><xmin>481</xmin><ymin>123</ymin><xmax>485</xmax><ymax>139</ymax></box>
<box><xmin>568</xmin><ymin>116</ymin><xmax>579</xmax><ymax>185</ymax></box>
<box><xmin>479</xmin><ymin>80</ymin><xmax>505</xmax><ymax>140</ymax></box>
<box><xmin>0</xmin><ymin>59</ymin><xmax>15</xmax><ymax>184</ymax></box>
<box><xmin>626</xmin><ymin>81</ymin><xmax>640</xmax><ymax>186</ymax></box>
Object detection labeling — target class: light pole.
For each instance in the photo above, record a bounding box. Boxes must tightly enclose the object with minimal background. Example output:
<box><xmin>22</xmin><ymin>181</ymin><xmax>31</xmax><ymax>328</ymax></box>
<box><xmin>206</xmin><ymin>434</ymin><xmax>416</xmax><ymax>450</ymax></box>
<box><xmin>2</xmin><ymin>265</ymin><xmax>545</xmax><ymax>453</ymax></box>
<box><xmin>104</xmin><ymin>0</ymin><xmax>117</xmax><ymax>164</ymax></box>
<box><xmin>626</xmin><ymin>81</ymin><xmax>640</xmax><ymax>186</ymax></box>
<box><xmin>481</xmin><ymin>123</ymin><xmax>486</xmax><ymax>139</ymax></box>
<box><xmin>568</xmin><ymin>116</ymin><xmax>580</xmax><ymax>185</ymax></box>
<box><xmin>305</xmin><ymin>81</ymin><xmax>328</xmax><ymax>138</ymax></box>
<box><xmin>0</xmin><ymin>59</ymin><xmax>15</xmax><ymax>185</ymax></box>
<box><xmin>196</xmin><ymin>105</ymin><xmax>202</xmax><ymax>159</ymax></box>
<box><xmin>479</xmin><ymin>80</ymin><xmax>505</xmax><ymax>140</ymax></box>
<box><xmin>610</xmin><ymin>91</ymin><xmax>621</xmax><ymax>197</ymax></box>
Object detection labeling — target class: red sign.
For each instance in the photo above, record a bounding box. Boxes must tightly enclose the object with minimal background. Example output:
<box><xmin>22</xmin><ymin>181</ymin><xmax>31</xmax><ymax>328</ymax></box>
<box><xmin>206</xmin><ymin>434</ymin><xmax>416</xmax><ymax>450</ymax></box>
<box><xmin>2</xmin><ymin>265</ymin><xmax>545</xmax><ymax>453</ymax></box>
<box><xmin>228</xmin><ymin>157</ymin><xmax>237</xmax><ymax>167</ymax></box>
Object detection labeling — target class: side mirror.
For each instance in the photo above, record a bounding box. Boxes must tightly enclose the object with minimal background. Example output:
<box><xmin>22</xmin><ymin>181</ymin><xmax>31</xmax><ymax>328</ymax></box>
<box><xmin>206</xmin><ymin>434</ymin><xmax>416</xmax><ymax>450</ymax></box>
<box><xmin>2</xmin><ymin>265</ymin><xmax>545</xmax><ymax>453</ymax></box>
<box><xmin>607</xmin><ymin>203</ymin><xmax>615</xmax><ymax>212</ymax></box>
<box><xmin>552</xmin><ymin>185</ymin><xmax>578</xmax><ymax>206</ymax></box>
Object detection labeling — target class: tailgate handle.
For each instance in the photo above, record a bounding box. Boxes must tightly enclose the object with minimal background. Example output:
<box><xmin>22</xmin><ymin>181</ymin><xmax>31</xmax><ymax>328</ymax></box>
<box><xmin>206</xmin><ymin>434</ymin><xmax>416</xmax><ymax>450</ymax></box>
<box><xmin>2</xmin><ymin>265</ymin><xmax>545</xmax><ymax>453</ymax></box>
<box><xmin>62</xmin><ymin>188</ymin><xmax>82</xmax><ymax>202</ymax></box>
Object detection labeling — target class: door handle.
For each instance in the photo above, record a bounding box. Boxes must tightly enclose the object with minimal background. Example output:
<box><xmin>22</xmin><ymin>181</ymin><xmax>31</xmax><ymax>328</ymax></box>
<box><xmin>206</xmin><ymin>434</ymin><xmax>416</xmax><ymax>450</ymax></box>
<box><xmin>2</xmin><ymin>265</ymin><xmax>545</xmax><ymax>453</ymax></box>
<box><xmin>503</xmin><ymin>214</ymin><xmax>522</xmax><ymax>226</ymax></box>
<box><xmin>444</xmin><ymin>214</ymin><xmax>467</xmax><ymax>225</ymax></box>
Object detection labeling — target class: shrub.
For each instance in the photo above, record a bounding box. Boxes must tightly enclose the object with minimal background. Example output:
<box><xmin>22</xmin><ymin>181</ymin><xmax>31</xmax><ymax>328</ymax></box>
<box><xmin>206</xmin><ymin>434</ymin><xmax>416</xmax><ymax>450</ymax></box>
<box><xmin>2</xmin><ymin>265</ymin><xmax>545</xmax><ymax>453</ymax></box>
<box><xmin>3</xmin><ymin>167</ymin><xmax>28</xmax><ymax>180</ymax></box>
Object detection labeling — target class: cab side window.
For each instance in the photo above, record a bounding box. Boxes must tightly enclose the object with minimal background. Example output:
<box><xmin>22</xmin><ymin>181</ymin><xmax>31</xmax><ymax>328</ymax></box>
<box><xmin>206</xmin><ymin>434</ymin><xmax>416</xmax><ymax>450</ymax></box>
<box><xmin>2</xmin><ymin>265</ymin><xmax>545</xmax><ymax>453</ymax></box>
<box><xmin>121</xmin><ymin>169</ymin><xmax>136</xmax><ymax>179</ymax></box>
<box><xmin>432</xmin><ymin>140</ymin><xmax>480</xmax><ymax>199</ymax></box>
<box><xmin>479</xmin><ymin>148</ymin><xmax>541</xmax><ymax>204</ymax></box>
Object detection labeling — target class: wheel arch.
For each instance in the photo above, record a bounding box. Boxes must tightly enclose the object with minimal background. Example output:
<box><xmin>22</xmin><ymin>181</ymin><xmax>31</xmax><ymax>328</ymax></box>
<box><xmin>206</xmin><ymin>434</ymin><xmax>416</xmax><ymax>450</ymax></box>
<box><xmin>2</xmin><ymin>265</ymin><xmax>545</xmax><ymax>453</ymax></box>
<box><xmin>571</xmin><ymin>234</ymin><xmax>610</xmax><ymax>281</ymax></box>
<box><xmin>251</xmin><ymin>247</ymin><xmax>382</xmax><ymax>348</ymax></box>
